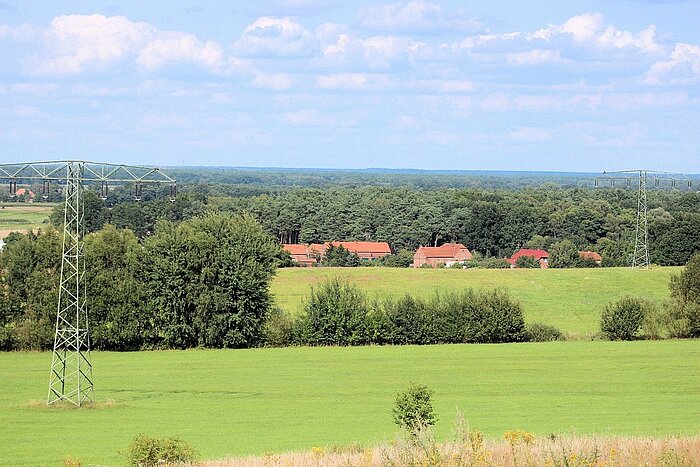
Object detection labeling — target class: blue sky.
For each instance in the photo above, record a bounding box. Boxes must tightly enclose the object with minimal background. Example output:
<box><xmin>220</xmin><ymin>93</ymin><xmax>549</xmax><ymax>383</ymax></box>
<box><xmin>1</xmin><ymin>1</ymin><xmax>699</xmax><ymax>172</ymax></box>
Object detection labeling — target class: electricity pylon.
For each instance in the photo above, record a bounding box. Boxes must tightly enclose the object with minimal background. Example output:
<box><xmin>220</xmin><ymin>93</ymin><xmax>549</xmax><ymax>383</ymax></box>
<box><xmin>0</xmin><ymin>161</ymin><xmax>175</xmax><ymax>406</ymax></box>
<box><xmin>595</xmin><ymin>169</ymin><xmax>692</xmax><ymax>269</ymax></box>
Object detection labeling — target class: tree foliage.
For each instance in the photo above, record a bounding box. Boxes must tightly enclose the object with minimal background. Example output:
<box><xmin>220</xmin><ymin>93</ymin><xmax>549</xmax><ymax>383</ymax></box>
<box><xmin>600</xmin><ymin>296</ymin><xmax>646</xmax><ymax>341</ymax></box>
<box><xmin>392</xmin><ymin>382</ymin><xmax>437</xmax><ymax>433</ymax></box>
<box><xmin>142</xmin><ymin>213</ymin><xmax>281</xmax><ymax>349</ymax></box>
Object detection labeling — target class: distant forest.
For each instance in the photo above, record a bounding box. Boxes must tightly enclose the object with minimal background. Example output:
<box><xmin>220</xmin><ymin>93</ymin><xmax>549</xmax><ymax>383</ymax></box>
<box><xmin>6</xmin><ymin>167</ymin><xmax>700</xmax><ymax>266</ymax></box>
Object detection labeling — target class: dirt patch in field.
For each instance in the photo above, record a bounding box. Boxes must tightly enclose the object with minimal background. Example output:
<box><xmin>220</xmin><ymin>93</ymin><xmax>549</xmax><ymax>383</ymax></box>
<box><xmin>0</xmin><ymin>228</ymin><xmax>29</xmax><ymax>239</ymax></box>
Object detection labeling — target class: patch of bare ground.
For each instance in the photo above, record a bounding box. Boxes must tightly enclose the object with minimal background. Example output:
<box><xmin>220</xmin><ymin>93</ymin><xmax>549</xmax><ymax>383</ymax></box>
<box><xmin>205</xmin><ymin>434</ymin><xmax>700</xmax><ymax>466</ymax></box>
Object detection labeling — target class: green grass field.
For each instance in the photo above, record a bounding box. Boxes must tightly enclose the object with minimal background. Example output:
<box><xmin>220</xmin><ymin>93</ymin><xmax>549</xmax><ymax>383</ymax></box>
<box><xmin>1</xmin><ymin>341</ymin><xmax>698</xmax><ymax>465</ymax></box>
<box><xmin>0</xmin><ymin>203</ymin><xmax>55</xmax><ymax>237</ymax></box>
<box><xmin>271</xmin><ymin>267</ymin><xmax>680</xmax><ymax>335</ymax></box>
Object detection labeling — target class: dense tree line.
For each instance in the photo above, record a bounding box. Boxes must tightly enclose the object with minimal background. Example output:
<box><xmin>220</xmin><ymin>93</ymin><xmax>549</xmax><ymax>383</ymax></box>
<box><xmin>8</xmin><ymin>168</ymin><xmax>695</xmax><ymax>267</ymax></box>
<box><xmin>0</xmin><ymin>214</ymin><xmax>282</xmax><ymax>351</ymax></box>
<box><xmin>212</xmin><ymin>185</ymin><xmax>700</xmax><ymax>266</ymax></box>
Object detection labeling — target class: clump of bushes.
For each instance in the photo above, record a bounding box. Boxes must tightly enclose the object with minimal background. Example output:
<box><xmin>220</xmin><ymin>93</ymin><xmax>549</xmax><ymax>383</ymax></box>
<box><xmin>269</xmin><ymin>278</ymin><xmax>526</xmax><ymax>346</ymax></box>
<box><xmin>125</xmin><ymin>434</ymin><xmax>197</xmax><ymax>467</ymax></box>
<box><xmin>0</xmin><ymin>324</ymin><xmax>18</xmax><ymax>351</ymax></box>
<box><xmin>668</xmin><ymin>253</ymin><xmax>700</xmax><ymax>338</ymax></box>
<box><xmin>600</xmin><ymin>296</ymin><xmax>647</xmax><ymax>340</ymax></box>
<box><xmin>525</xmin><ymin>322</ymin><xmax>564</xmax><ymax>342</ymax></box>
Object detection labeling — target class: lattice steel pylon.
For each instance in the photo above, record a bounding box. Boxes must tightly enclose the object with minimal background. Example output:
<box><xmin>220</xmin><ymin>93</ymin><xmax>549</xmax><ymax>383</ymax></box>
<box><xmin>0</xmin><ymin>161</ymin><xmax>175</xmax><ymax>406</ymax></box>
<box><xmin>595</xmin><ymin>169</ymin><xmax>692</xmax><ymax>269</ymax></box>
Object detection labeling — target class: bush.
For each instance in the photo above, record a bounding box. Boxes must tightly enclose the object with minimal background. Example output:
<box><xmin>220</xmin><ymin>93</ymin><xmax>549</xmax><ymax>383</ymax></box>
<box><xmin>640</xmin><ymin>300</ymin><xmax>664</xmax><ymax>340</ymax></box>
<box><xmin>525</xmin><ymin>322</ymin><xmax>564</xmax><ymax>342</ymax></box>
<box><xmin>297</xmin><ymin>277</ymin><xmax>369</xmax><ymax>346</ymax></box>
<box><xmin>392</xmin><ymin>382</ymin><xmax>437</xmax><ymax>434</ymax></box>
<box><xmin>515</xmin><ymin>255</ymin><xmax>540</xmax><ymax>268</ymax></box>
<box><xmin>667</xmin><ymin>254</ymin><xmax>700</xmax><ymax>338</ymax></box>
<box><xmin>261</xmin><ymin>306</ymin><xmax>294</xmax><ymax>347</ymax></box>
<box><xmin>381</xmin><ymin>294</ymin><xmax>426</xmax><ymax>345</ymax></box>
<box><xmin>600</xmin><ymin>296</ymin><xmax>646</xmax><ymax>340</ymax></box>
<box><xmin>465</xmin><ymin>289</ymin><xmax>526</xmax><ymax>343</ymax></box>
<box><xmin>664</xmin><ymin>301</ymin><xmax>700</xmax><ymax>338</ymax></box>
<box><xmin>0</xmin><ymin>324</ymin><xmax>17</xmax><ymax>351</ymax></box>
<box><xmin>125</xmin><ymin>434</ymin><xmax>197</xmax><ymax>467</ymax></box>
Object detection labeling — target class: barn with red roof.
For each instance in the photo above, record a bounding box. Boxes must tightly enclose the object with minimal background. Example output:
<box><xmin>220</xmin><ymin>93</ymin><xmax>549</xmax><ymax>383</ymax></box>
<box><xmin>509</xmin><ymin>248</ymin><xmax>550</xmax><ymax>268</ymax></box>
<box><xmin>413</xmin><ymin>243</ymin><xmax>473</xmax><ymax>268</ymax></box>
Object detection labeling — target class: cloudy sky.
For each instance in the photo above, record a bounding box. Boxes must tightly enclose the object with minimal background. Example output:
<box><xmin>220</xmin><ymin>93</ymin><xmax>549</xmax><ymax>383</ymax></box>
<box><xmin>1</xmin><ymin>1</ymin><xmax>699</xmax><ymax>172</ymax></box>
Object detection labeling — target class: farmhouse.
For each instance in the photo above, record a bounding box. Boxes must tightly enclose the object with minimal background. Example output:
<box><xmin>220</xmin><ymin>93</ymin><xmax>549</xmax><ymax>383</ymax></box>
<box><xmin>413</xmin><ymin>243</ymin><xmax>473</xmax><ymax>268</ymax></box>
<box><xmin>309</xmin><ymin>241</ymin><xmax>392</xmax><ymax>260</ymax></box>
<box><xmin>14</xmin><ymin>188</ymin><xmax>35</xmax><ymax>200</ymax></box>
<box><xmin>579</xmin><ymin>251</ymin><xmax>602</xmax><ymax>265</ymax></box>
<box><xmin>281</xmin><ymin>244</ymin><xmax>318</xmax><ymax>266</ymax></box>
<box><xmin>509</xmin><ymin>248</ymin><xmax>549</xmax><ymax>268</ymax></box>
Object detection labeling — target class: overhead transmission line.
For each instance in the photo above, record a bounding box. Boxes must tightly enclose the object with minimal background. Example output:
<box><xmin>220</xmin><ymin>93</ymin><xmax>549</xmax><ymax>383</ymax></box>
<box><xmin>595</xmin><ymin>169</ymin><xmax>693</xmax><ymax>269</ymax></box>
<box><xmin>0</xmin><ymin>161</ymin><xmax>176</xmax><ymax>406</ymax></box>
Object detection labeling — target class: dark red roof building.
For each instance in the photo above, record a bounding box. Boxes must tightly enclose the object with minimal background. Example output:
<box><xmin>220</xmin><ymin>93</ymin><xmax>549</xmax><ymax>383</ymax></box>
<box><xmin>309</xmin><ymin>241</ymin><xmax>392</xmax><ymax>260</ymax></box>
<box><xmin>413</xmin><ymin>243</ymin><xmax>473</xmax><ymax>268</ymax></box>
<box><xmin>509</xmin><ymin>249</ymin><xmax>549</xmax><ymax>268</ymax></box>
<box><xmin>579</xmin><ymin>251</ymin><xmax>602</xmax><ymax>264</ymax></box>
<box><xmin>282</xmin><ymin>244</ymin><xmax>318</xmax><ymax>266</ymax></box>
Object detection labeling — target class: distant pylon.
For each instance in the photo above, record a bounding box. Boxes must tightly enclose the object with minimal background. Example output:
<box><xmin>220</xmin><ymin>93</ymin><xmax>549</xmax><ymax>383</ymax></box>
<box><xmin>632</xmin><ymin>170</ymin><xmax>649</xmax><ymax>269</ymax></box>
<box><xmin>596</xmin><ymin>169</ymin><xmax>692</xmax><ymax>269</ymax></box>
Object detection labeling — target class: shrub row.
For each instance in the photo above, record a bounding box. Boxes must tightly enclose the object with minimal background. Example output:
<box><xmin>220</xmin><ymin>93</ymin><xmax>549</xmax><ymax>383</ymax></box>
<box><xmin>265</xmin><ymin>278</ymin><xmax>529</xmax><ymax>346</ymax></box>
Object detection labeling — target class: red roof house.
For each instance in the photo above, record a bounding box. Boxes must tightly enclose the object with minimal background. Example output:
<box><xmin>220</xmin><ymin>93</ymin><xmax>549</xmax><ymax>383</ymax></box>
<box><xmin>282</xmin><ymin>244</ymin><xmax>318</xmax><ymax>266</ymax></box>
<box><xmin>413</xmin><ymin>243</ymin><xmax>473</xmax><ymax>268</ymax></box>
<box><xmin>509</xmin><ymin>249</ymin><xmax>549</xmax><ymax>268</ymax></box>
<box><xmin>14</xmin><ymin>188</ymin><xmax>35</xmax><ymax>199</ymax></box>
<box><xmin>309</xmin><ymin>241</ymin><xmax>392</xmax><ymax>260</ymax></box>
<box><xmin>579</xmin><ymin>251</ymin><xmax>602</xmax><ymax>264</ymax></box>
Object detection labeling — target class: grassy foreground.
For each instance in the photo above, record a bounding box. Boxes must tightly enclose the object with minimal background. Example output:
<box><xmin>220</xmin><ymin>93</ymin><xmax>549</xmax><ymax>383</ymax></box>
<box><xmin>271</xmin><ymin>267</ymin><xmax>680</xmax><ymax>335</ymax></box>
<box><xmin>1</xmin><ymin>341</ymin><xmax>699</xmax><ymax>465</ymax></box>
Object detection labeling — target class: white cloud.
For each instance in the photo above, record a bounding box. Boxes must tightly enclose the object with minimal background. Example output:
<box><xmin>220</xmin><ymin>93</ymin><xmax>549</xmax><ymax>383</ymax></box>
<box><xmin>34</xmin><ymin>15</ymin><xmax>155</xmax><ymax>74</ymax></box>
<box><xmin>645</xmin><ymin>43</ymin><xmax>700</xmax><ymax>84</ymax></box>
<box><xmin>357</xmin><ymin>0</ymin><xmax>480</xmax><ymax>33</ymax></box>
<box><xmin>234</xmin><ymin>17</ymin><xmax>317</xmax><ymax>57</ymax></box>
<box><xmin>529</xmin><ymin>13</ymin><xmax>662</xmax><ymax>54</ymax></box>
<box><xmin>136</xmin><ymin>32</ymin><xmax>225</xmax><ymax>72</ymax></box>
<box><xmin>24</xmin><ymin>14</ymin><xmax>230</xmax><ymax>75</ymax></box>
<box><xmin>319</xmin><ymin>32</ymin><xmax>424</xmax><ymax>70</ymax></box>
<box><xmin>0</xmin><ymin>23</ymin><xmax>41</xmax><ymax>41</ymax></box>
<box><xmin>316</xmin><ymin>72</ymin><xmax>390</xmax><ymax>90</ymax></box>
<box><xmin>506</xmin><ymin>49</ymin><xmax>561</xmax><ymax>65</ymax></box>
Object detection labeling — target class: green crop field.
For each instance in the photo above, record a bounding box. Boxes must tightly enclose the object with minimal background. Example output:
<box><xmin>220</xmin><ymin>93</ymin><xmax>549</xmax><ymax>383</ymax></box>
<box><xmin>1</xmin><ymin>341</ymin><xmax>698</xmax><ymax>465</ymax></box>
<box><xmin>0</xmin><ymin>203</ymin><xmax>55</xmax><ymax>237</ymax></box>
<box><xmin>271</xmin><ymin>267</ymin><xmax>680</xmax><ymax>335</ymax></box>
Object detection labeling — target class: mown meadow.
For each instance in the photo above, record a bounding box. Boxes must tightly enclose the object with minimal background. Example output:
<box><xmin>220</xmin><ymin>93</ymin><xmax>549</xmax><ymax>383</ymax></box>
<box><xmin>1</xmin><ymin>341</ymin><xmax>698</xmax><ymax>465</ymax></box>
<box><xmin>0</xmin><ymin>203</ymin><xmax>54</xmax><ymax>238</ymax></box>
<box><xmin>271</xmin><ymin>267</ymin><xmax>679</xmax><ymax>336</ymax></box>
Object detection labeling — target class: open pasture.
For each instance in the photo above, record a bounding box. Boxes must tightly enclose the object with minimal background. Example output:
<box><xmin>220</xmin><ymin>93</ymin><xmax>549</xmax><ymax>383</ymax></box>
<box><xmin>0</xmin><ymin>203</ymin><xmax>55</xmax><ymax>237</ymax></box>
<box><xmin>271</xmin><ymin>267</ymin><xmax>680</xmax><ymax>335</ymax></box>
<box><xmin>1</xmin><ymin>341</ymin><xmax>698</xmax><ymax>465</ymax></box>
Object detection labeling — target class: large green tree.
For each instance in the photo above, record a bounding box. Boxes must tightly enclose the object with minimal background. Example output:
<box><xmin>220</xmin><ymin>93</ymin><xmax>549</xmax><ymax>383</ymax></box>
<box><xmin>142</xmin><ymin>213</ymin><xmax>282</xmax><ymax>349</ymax></box>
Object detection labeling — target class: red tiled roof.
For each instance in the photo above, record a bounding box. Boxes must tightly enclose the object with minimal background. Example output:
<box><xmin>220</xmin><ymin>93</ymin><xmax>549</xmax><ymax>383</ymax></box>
<box><xmin>282</xmin><ymin>244</ymin><xmax>309</xmax><ymax>255</ymax></box>
<box><xmin>15</xmin><ymin>188</ymin><xmax>35</xmax><ymax>197</ymax></box>
<box><xmin>310</xmin><ymin>241</ymin><xmax>391</xmax><ymax>255</ymax></box>
<box><xmin>511</xmin><ymin>249</ymin><xmax>549</xmax><ymax>261</ymax></box>
<box><xmin>417</xmin><ymin>243</ymin><xmax>472</xmax><ymax>259</ymax></box>
<box><xmin>579</xmin><ymin>251</ymin><xmax>602</xmax><ymax>261</ymax></box>
<box><xmin>330</xmin><ymin>241</ymin><xmax>391</xmax><ymax>254</ymax></box>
